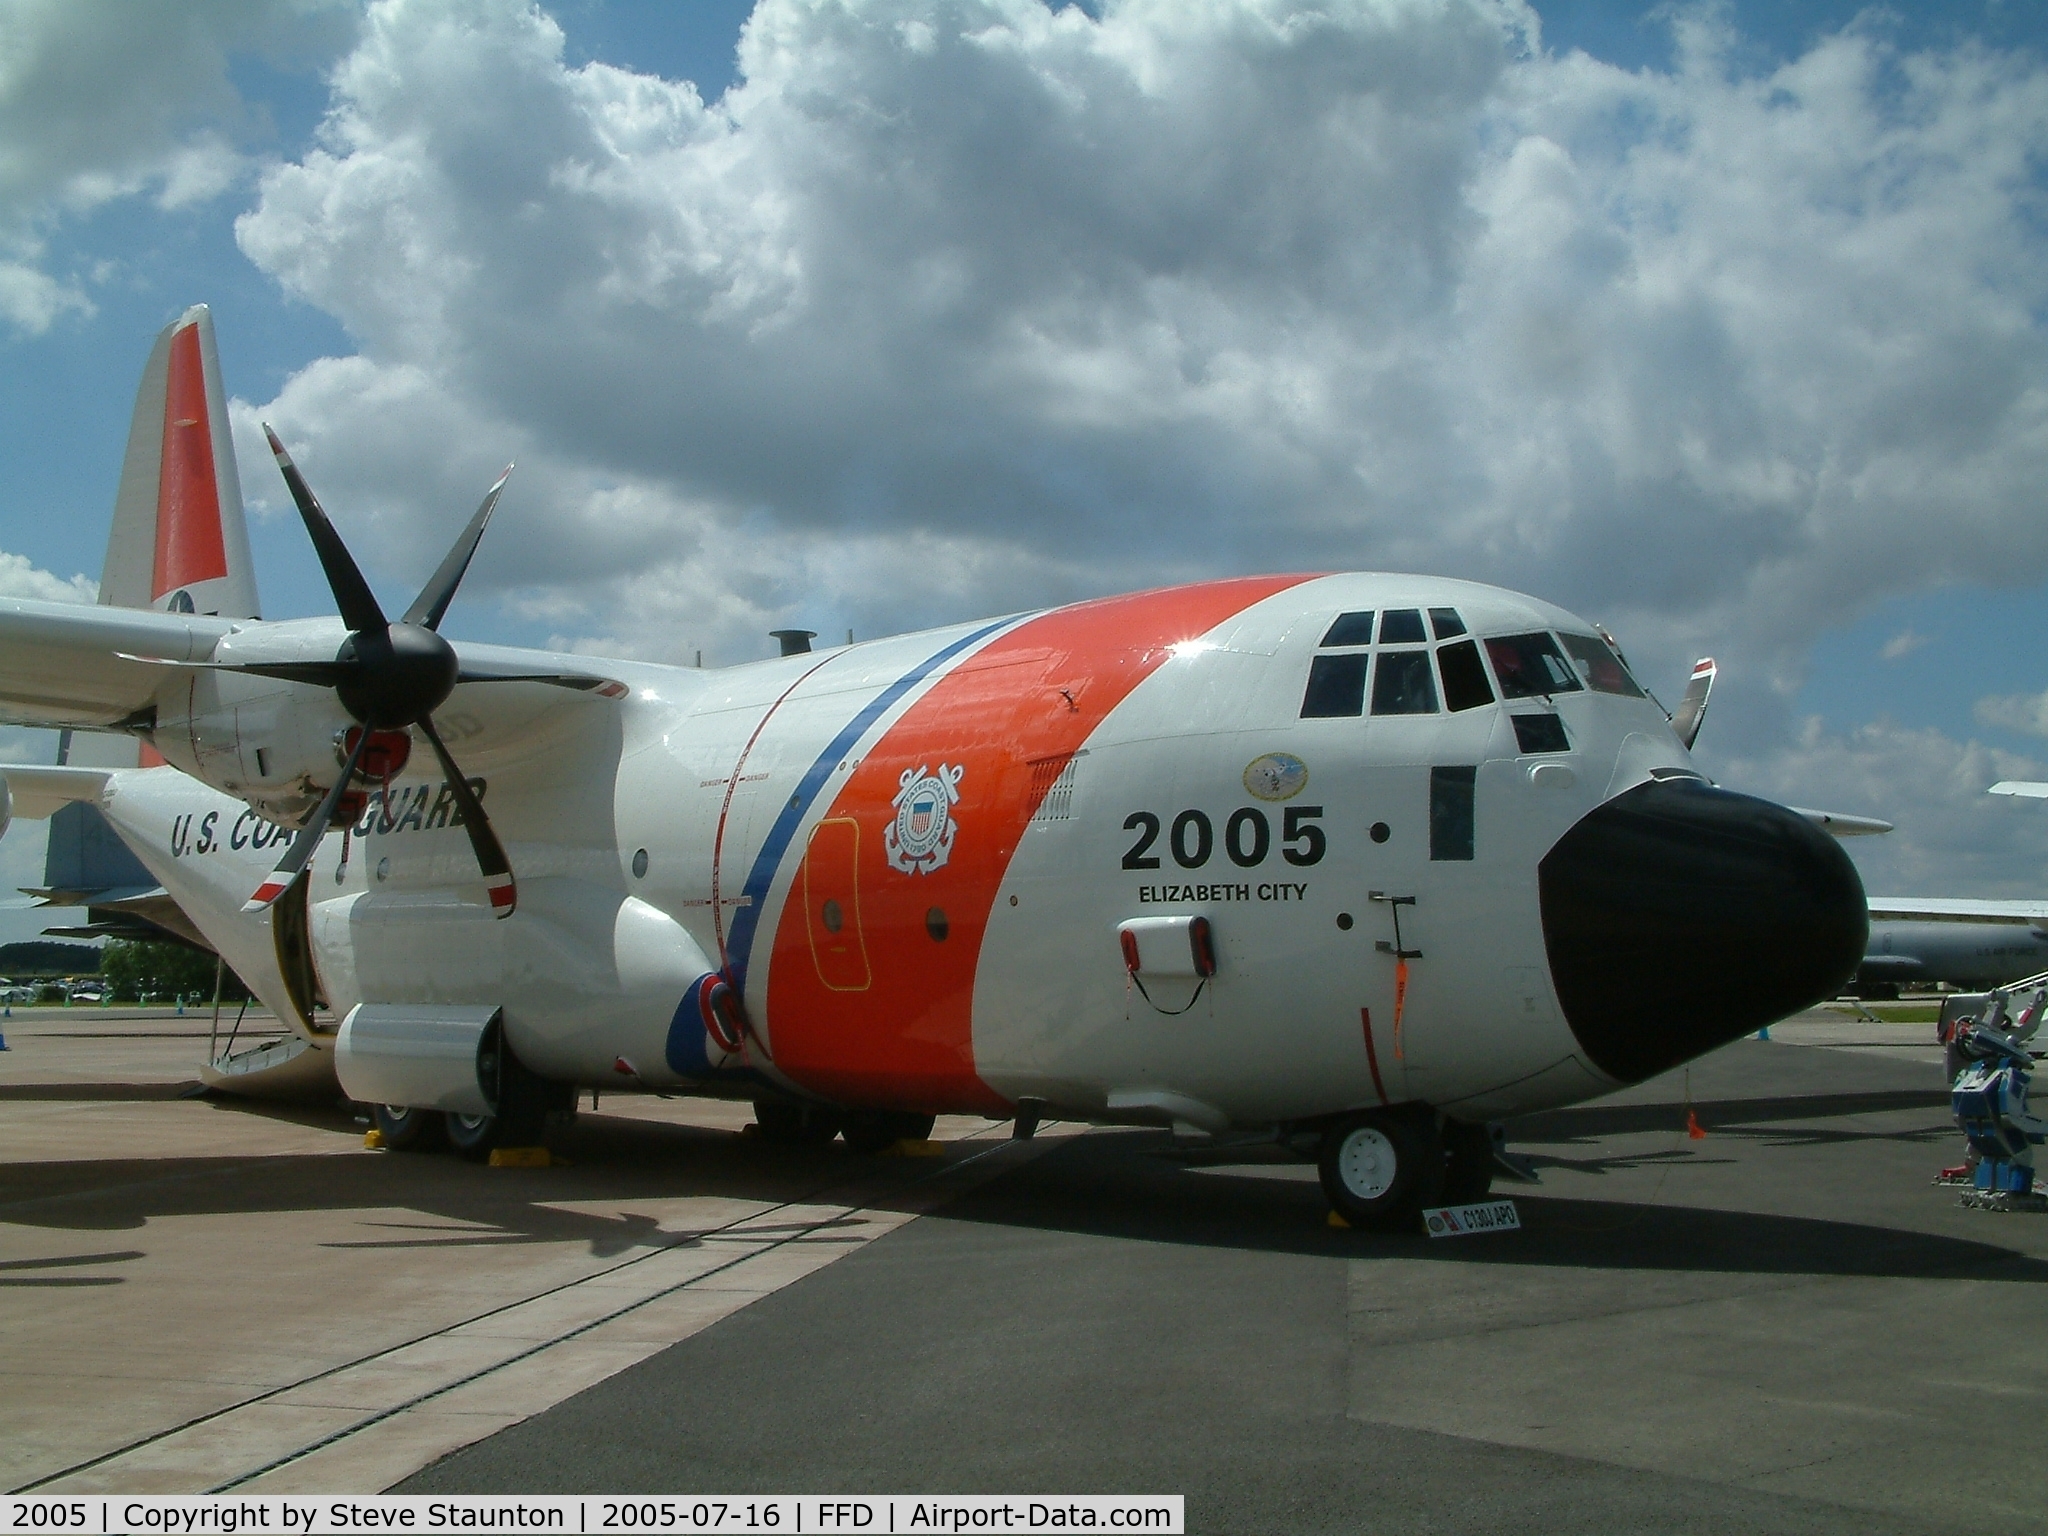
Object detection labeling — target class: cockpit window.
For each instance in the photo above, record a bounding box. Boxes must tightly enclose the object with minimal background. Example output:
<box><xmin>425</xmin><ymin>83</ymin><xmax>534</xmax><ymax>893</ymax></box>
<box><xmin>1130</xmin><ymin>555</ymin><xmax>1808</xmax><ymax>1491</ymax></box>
<box><xmin>1485</xmin><ymin>632</ymin><xmax>1583</xmax><ymax>697</ymax></box>
<box><xmin>1429</xmin><ymin>608</ymin><xmax>1467</xmax><ymax>639</ymax></box>
<box><xmin>1378</xmin><ymin>609</ymin><xmax>1427</xmax><ymax>644</ymax></box>
<box><xmin>1301</xmin><ymin>653</ymin><xmax>1368</xmax><ymax>717</ymax></box>
<box><xmin>1558</xmin><ymin>633</ymin><xmax>1645</xmax><ymax>697</ymax></box>
<box><xmin>1436</xmin><ymin>640</ymin><xmax>1494</xmax><ymax>712</ymax></box>
<box><xmin>1371</xmin><ymin>651</ymin><xmax>1438</xmax><ymax>715</ymax></box>
<box><xmin>1320</xmin><ymin>611</ymin><xmax>1374</xmax><ymax>647</ymax></box>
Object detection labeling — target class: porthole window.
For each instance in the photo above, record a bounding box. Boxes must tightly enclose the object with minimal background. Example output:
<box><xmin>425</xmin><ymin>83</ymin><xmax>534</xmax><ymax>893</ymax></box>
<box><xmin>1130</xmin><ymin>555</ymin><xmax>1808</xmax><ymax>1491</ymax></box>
<box><xmin>631</xmin><ymin>848</ymin><xmax>649</xmax><ymax>878</ymax></box>
<box><xmin>926</xmin><ymin>907</ymin><xmax>950</xmax><ymax>942</ymax></box>
<box><xmin>821</xmin><ymin>899</ymin><xmax>844</xmax><ymax>932</ymax></box>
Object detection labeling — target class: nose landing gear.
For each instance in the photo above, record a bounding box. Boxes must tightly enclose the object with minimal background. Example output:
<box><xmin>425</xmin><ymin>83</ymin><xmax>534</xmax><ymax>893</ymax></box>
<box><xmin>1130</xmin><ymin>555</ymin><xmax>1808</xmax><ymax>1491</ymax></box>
<box><xmin>1318</xmin><ymin>1107</ymin><xmax>1445</xmax><ymax>1229</ymax></box>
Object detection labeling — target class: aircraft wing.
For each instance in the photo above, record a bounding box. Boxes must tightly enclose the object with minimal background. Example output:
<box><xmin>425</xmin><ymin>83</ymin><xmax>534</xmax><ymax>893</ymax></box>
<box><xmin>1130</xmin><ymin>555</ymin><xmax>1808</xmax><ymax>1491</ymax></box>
<box><xmin>0</xmin><ymin>595</ymin><xmax>628</xmax><ymax>737</ymax></box>
<box><xmin>1867</xmin><ymin>896</ymin><xmax>2048</xmax><ymax>924</ymax></box>
<box><xmin>1990</xmin><ymin>781</ymin><xmax>2048</xmax><ymax>799</ymax></box>
<box><xmin>0</xmin><ymin>597</ymin><xmax>233</xmax><ymax>729</ymax></box>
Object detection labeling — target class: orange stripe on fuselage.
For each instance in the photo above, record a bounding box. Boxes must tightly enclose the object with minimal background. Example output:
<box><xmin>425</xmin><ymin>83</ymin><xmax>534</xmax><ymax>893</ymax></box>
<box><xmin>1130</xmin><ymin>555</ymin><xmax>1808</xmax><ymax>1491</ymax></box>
<box><xmin>763</xmin><ymin>575</ymin><xmax>1312</xmax><ymax>1113</ymax></box>
<box><xmin>153</xmin><ymin>323</ymin><xmax>229</xmax><ymax>599</ymax></box>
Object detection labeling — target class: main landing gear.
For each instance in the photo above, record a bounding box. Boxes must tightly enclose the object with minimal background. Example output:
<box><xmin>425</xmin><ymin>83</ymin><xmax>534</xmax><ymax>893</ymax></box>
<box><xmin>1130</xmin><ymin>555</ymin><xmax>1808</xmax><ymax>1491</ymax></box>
<box><xmin>1317</xmin><ymin>1108</ymin><xmax>1495</xmax><ymax>1230</ymax></box>
<box><xmin>369</xmin><ymin>1034</ymin><xmax>572</xmax><ymax>1161</ymax></box>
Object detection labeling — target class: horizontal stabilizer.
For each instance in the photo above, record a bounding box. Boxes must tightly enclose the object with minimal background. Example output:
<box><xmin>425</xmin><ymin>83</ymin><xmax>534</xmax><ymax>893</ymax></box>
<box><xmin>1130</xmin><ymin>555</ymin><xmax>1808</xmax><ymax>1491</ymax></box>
<box><xmin>1989</xmin><ymin>781</ymin><xmax>2048</xmax><ymax>799</ymax></box>
<box><xmin>1792</xmin><ymin>807</ymin><xmax>1894</xmax><ymax>837</ymax></box>
<box><xmin>1</xmin><ymin>765</ymin><xmax>114</xmax><ymax>821</ymax></box>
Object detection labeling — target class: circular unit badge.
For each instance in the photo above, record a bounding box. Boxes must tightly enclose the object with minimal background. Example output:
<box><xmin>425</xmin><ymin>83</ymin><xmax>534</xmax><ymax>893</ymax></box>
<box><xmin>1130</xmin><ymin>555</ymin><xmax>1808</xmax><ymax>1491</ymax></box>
<box><xmin>1242</xmin><ymin>752</ymin><xmax>1309</xmax><ymax>803</ymax></box>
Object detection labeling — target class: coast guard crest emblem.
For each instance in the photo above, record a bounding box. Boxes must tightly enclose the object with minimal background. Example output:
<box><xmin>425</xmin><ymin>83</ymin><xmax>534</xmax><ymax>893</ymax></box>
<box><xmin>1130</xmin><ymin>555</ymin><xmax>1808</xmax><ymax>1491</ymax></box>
<box><xmin>886</xmin><ymin>763</ymin><xmax>964</xmax><ymax>875</ymax></box>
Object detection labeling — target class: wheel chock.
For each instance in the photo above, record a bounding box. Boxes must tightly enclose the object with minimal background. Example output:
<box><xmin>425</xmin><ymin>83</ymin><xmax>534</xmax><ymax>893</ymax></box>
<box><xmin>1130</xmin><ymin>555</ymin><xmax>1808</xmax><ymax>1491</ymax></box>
<box><xmin>489</xmin><ymin>1146</ymin><xmax>552</xmax><ymax>1168</ymax></box>
<box><xmin>1326</xmin><ymin>1209</ymin><xmax>1352</xmax><ymax>1229</ymax></box>
<box><xmin>362</xmin><ymin>1128</ymin><xmax>385</xmax><ymax>1150</ymax></box>
<box><xmin>880</xmin><ymin>1138</ymin><xmax>945</xmax><ymax>1158</ymax></box>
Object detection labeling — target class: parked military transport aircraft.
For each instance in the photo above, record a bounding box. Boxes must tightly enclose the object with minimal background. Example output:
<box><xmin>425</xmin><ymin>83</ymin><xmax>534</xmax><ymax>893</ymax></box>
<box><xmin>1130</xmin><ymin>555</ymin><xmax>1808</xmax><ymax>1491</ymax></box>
<box><xmin>0</xmin><ymin>307</ymin><xmax>1870</xmax><ymax>1227</ymax></box>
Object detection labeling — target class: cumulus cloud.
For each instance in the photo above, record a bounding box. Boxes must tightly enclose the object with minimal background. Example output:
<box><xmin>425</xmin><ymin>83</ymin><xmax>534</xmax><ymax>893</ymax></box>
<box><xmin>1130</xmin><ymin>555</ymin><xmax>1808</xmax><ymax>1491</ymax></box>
<box><xmin>1974</xmin><ymin>689</ymin><xmax>2048</xmax><ymax>739</ymax></box>
<box><xmin>1880</xmin><ymin>628</ymin><xmax>1929</xmax><ymax>661</ymax></box>
<box><xmin>0</xmin><ymin>548</ymin><xmax>95</xmax><ymax>605</ymax></box>
<box><xmin>223</xmin><ymin>0</ymin><xmax>2048</xmax><ymax>696</ymax></box>
<box><xmin>0</xmin><ymin>0</ymin><xmax>356</xmax><ymax>333</ymax></box>
<box><xmin>1713</xmin><ymin>716</ymin><xmax>2048</xmax><ymax>898</ymax></box>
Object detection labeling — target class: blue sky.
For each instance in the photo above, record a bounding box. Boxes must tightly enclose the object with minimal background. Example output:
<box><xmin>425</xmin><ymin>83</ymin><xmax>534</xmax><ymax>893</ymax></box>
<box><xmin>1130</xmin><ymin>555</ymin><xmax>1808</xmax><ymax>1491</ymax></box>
<box><xmin>3</xmin><ymin>0</ymin><xmax>2048</xmax><ymax>940</ymax></box>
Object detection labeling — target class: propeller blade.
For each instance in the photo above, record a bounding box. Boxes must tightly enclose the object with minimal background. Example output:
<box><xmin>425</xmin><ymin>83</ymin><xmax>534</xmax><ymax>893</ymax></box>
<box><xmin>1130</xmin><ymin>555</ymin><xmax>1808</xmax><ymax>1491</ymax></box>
<box><xmin>114</xmin><ymin>654</ymin><xmax>355</xmax><ymax>687</ymax></box>
<box><xmin>243</xmin><ymin>726</ymin><xmax>371</xmax><ymax>912</ymax></box>
<box><xmin>418</xmin><ymin>716</ymin><xmax>516</xmax><ymax>918</ymax></box>
<box><xmin>262</xmin><ymin>425</ymin><xmax>387</xmax><ymax>635</ymax></box>
<box><xmin>1671</xmin><ymin>657</ymin><xmax>1717</xmax><ymax>750</ymax></box>
<box><xmin>402</xmin><ymin>466</ymin><xmax>513</xmax><ymax>632</ymax></box>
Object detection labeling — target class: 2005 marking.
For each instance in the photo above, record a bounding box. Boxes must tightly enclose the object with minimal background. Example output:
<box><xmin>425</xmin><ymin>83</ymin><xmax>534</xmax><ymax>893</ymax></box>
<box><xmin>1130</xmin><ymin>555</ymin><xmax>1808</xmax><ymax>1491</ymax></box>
<box><xmin>1121</xmin><ymin>806</ymin><xmax>1324</xmax><ymax>870</ymax></box>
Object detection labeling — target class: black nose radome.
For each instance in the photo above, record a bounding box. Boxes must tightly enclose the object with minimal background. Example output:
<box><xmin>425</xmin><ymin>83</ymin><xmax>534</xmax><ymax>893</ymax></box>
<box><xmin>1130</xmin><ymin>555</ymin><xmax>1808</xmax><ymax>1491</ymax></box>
<box><xmin>1539</xmin><ymin>777</ymin><xmax>1867</xmax><ymax>1085</ymax></box>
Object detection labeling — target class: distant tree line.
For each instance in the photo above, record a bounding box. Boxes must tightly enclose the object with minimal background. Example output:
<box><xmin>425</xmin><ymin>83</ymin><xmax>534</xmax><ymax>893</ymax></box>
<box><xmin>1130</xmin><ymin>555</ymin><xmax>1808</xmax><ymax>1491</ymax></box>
<box><xmin>99</xmin><ymin>940</ymin><xmax>249</xmax><ymax>1004</ymax></box>
<box><xmin>0</xmin><ymin>938</ymin><xmax>250</xmax><ymax>1004</ymax></box>
<box><xmin>0</xmin><ymin>941</ymin><xmax>101</xmax><ymax>977</ymax></box>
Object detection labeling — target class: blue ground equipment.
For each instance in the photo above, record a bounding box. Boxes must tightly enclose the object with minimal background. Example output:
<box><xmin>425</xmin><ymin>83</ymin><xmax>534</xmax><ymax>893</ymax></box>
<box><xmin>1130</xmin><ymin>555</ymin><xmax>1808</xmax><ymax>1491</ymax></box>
<box><xmin>1948</xmin><ymin>983</ymin><xmax>2048</xmax><ymax>1211</ymax></box>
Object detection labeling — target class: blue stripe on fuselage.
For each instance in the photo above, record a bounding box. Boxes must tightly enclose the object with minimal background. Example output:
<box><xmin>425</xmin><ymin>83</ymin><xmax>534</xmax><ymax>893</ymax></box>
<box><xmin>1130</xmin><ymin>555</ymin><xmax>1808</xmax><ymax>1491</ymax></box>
<box><xmin>723</xmin><ymin>617</ymin><xmax>1019</xmax><ymax>995</ymax></box>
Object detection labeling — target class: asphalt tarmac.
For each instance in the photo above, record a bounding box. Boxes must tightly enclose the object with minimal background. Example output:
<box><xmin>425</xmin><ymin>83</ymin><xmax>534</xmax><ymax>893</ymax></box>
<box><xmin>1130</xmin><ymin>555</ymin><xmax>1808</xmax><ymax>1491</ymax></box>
<box><xmin>7</xmin><ymin>1007</ymin><xmax>2042</xmax><ymax>1532</ymax></box>
<box><xmin>397</xmin><ymin>1033</ymin><xmax>2047</xmax><ymax>1536</ymax></box>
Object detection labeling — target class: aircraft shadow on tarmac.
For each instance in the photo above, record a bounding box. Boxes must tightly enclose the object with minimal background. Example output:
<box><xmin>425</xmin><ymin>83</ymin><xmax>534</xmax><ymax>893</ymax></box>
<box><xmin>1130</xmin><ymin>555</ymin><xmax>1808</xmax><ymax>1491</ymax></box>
<box><xmin>0</xmin><ymin>1249</ymin><xmax>140</xmax><ymax>1287</ymax></box>
<box><xmin>5</xmin><ymin>1089</ymin><xmax>2039</xmax><ymax>1294</ymax></box>
<box><xmin>0</xmin><ymin>1104</ymin><xmax>1001</xmax><ymax>1263</ymax></box>
<box><xmin>1515</xmin><ymin>1088</ymin><xmax>1948</xmax><ymax>1140</ymax></box>
<box><xmin>934</xmin><ymin>1116</ymin><xmax>2048</xmax><ymax>1289</ymax></box>
<box><xmin>0</xmin><ymin>1081</ymin><xmax>215</xmax><ymax>1103</ymax></box>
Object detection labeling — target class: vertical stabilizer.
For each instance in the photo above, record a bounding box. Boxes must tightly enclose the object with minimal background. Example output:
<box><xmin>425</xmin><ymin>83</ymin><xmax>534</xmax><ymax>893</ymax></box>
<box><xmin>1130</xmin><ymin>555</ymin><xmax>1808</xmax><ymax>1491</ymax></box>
<box><xmin>99</xmin><ymin>304</ymin><xmax>260</xmax><ymax>621</ymax></box>
<box><xmin>51</xmin><ymin>305</ymin><xmax>263</xmax><ymax>899</ymax></box>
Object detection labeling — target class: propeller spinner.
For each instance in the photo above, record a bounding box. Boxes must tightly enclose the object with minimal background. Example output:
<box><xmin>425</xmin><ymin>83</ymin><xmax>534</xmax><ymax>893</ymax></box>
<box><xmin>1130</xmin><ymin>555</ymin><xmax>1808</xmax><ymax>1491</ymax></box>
<box><xmin>241</xmin><ymin>427</ymin><xmax>517</xmax><ymax>918</ymax></box>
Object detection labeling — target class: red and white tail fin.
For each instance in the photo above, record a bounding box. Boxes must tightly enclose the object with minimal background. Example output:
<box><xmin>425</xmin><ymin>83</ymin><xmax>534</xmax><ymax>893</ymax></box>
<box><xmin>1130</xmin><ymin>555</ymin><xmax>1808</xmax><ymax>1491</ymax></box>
<box><xmin>100</xmin><ymin>304</ymin><xmax>260</xmax><ymax>622</ymax></box>
<box><xmin>67</xmin><ymin>304</ymin><xmax>262</xmax><ymax>774</ymax></box>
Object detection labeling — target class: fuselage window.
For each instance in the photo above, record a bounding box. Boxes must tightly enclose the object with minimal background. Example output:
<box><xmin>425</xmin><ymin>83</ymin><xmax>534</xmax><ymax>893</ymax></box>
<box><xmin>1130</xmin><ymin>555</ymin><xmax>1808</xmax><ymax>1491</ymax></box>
<box><xmin>1378</xmin><ymin>609</ymin><xmax>1427</xmax><ymax>644</ymax></box>
<box><xmin>1485</xmin><ymin>632</ymin><xmax>1583</xmax><ymax>698</ymax></box>
<box><xmin>1301</xmin><ymin>653</ymin><xmax>1368</xmax><ymax>717</ymax></box>
<box><xmin>1371</xmin><ymin>650</ymin><xmax>1438</xmax><ymax>715</ymax></box>
<box><xmin>1512</xmin><ymin>714</ymin><xmax>1570</xmax><ymax>754</ymax></box>
<box><xmin>1320</xmin><ymin>611</ymin><xmax>1375</xmax><ymax>647</ymax></box>
<box><xmin>1430</xmin><ymin>766</ymin><xmax>1477</xmax><ymax>861</ymax></box>
<box><xmin>1429</xmin><ymin>607</ymin><xmax>1467</xmax><ymax>639</ymax></box>
<box><xmin>1436</xmin><ymin>639</ymin><xmax>1494</xmax><ymax>712</ymax></box>
<box><xmin>1558</xmin><ymin>633</ymin><xmax>1645</xmax><ymax>697</ymax></box>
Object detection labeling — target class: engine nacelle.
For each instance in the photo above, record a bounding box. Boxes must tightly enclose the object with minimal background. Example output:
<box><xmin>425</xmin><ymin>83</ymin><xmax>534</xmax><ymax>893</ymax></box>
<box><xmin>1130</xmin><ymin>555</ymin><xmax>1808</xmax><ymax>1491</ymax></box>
<box><xmin>147</xmin><ymin>618</ymin><xmax>361</xmax><ymax>827</ymax></box>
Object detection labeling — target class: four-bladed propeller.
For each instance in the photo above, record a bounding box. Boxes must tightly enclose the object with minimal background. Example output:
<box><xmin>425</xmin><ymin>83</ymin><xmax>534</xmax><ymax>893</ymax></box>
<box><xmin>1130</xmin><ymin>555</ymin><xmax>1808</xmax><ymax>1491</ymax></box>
<box><xmin>240</xmin><ymin>427</ymin><xmax>519</xmax><ymax>918</ymax></box>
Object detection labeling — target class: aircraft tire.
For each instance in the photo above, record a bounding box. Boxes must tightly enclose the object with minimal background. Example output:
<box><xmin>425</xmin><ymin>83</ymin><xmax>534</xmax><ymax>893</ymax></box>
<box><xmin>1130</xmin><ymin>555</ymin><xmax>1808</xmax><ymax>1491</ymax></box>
<box><xmin>754</xmin><ymin>1098</ymin><xmax>842</xmax><ymax>1145</ymax></box>
<box><xmin>1318</xmin><ymin>1108</ymin><xmax>1444</xmax><ymax>1230</ymax></box>
<box><xmin>444</xmin><ymin>1110</ymin><xmax>500</xmax><ymax>1158</ymax></box>
<box><xmin>373</xmin><ymin>1102</ymin><xmax>445</xmax><ymax>1152</ymax></box>
<box><xmin>1439</xmin><ymin>1118</ymin><xmax>1495</xmax><ymax>1205</ymax></box>
<box><xmin>842</xmin><ymin>1110</ymin><xmax>936</xmax><ymax>1154</ymax></box>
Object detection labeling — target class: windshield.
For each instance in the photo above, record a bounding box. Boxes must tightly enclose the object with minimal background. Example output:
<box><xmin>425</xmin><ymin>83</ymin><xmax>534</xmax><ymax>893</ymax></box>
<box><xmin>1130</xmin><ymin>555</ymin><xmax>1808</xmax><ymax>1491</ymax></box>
<box><xmin>1558</xmin><ymin>633</ymin><xmax>1645</xmax><ymax>697</ymax></box>
<box><xmin>1485</xmin><ymin>632</ymin><xmax>1583</xmax><ymax>698</ymax></box>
